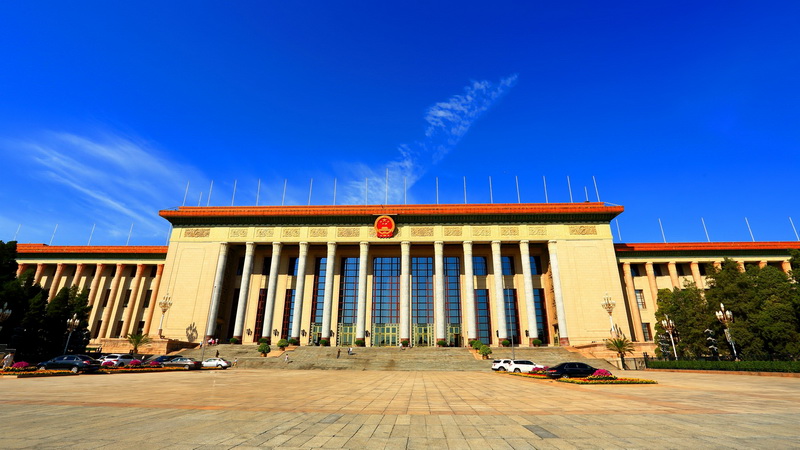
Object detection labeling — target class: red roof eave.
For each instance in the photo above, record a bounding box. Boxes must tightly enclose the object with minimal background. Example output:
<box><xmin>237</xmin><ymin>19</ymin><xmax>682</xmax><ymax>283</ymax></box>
<box><xmin>615</xmin><ymin>242</ymin><xmax>800</xmax><ymax>252</ymax></box>
<box><xmin>17</xmin><ymin>243</ymin><xmax>168</xmax><ymax>255</ymax></box>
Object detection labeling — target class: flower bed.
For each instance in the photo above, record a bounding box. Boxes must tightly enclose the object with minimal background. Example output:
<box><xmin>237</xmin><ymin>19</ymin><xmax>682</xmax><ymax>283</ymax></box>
<box><xmin>99</xmin><ymin>366</ymin><xmax>185</xmax><ymax>374</ymax></box>
<box><xmin>506</xmin><ymin>370</ymin><xmax>657</xmax><ymax>384</ymax></box>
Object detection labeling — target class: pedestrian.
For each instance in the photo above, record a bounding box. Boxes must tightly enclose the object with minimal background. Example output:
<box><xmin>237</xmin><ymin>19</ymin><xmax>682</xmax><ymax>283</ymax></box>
<box><xmin>348</xmin><ymin>347</ymin><xmax>353</xmax><ymax>355</ymax></box>
<box><xmin>337</xmin><ymin>348</ymin><xmax>341</xmax><ymax>359</ymax></box>
<box><xmin>233</xmin><ymin>358</ymin><xmax>238</xmax><ymax>368</ymax></box>
<box><xmin>214</xmin><ymin>338</ymin><xmax>219</xmax><ymax>345</ymax></box>
<box><xmin>215</xmin><ymin>350</ymin><xmax>220</xmax><ymax>358</ymax></box>
<box><xmin>285</xmin><ymin>354</ymin><xmax>289</xmax><ymax>363</ymax></box>
<box><xmin>2</xmin><ymin>352</ymin><xmax>13</xmax><ymax>369</ymax></box>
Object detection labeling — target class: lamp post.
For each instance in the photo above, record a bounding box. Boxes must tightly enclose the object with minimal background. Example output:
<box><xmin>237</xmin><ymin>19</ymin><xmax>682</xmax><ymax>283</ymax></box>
<box><xmin>157</xmin><ymin>294</ymin><xmax>173</xmax><ymax>339</ymax></box>
<box><xmin>0</xmin><ymin>303</ymin><xmax>11</xmax><ymax>333</ymax></box>
<box><xmin>715</xmin><ymin>303</ymin><xmax>738</xmax><ymax>360</ymax></box>
<box><xmin>64</xmin><ymin>313</ymin><xmax>80</xmax><ymax>354</ymax></box>
<box><xmin>601</xmin><ymin>293</ymin><xmax>616</xmax><ymax>336</ymax></box>
<box><xmin>661</xmin><ymin>314</ymin><xmax>678</xmax><ymax>359</ymax></box>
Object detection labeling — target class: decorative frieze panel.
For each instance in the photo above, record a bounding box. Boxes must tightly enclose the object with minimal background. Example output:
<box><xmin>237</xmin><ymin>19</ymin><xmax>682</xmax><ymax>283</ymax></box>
<box><xmin>501</xmin><ymin>226</ymin><xmax>519</xmax><ymax>237</ymax></box>
<box><xmin>255</xmin><ymin>228</ymin><xmax>274</xmax><ymax>238</ymax></box>
<box><xmin>337</xmin><ymin>227</ymin><xmax>360</xmax><ymax>238</ymax></box>
<box><xmin>282</xmin><ymin>228</ymin><xmax>300</xmax><ymax>238</ymax></box>
<box><xmin>229</xmin><ymin>228</ymin><xmax>248</xmax><ymax>238</ymax></box>
<box><xmin>184</xmin><ymin>228</ymin><xmax>210</xmax><ymax>238</ymax></box>
<box><xmin>309</xmin><ymin>228</ymin><xmax>328</xmax><ymax>238</ymax></box>
<box><xmin>411</xmin><ymin>227</ymin><xmax>434</xmax><ymax>237</ymax></box>
<box><xmin>569</xmin><ymin>225</ymin><xmax>597</xmax><ymax>235</ymax></box>
<box><xmin>444</xmin><ymin>227</ymin><xmax>462</xmax><ymax>237</ymax></box>
<box><xmin>528</xmin><ymin>226</ymin><xmax>546</xmax><ymax>236</ymax></box>
<box><xmin>472</xmin><ymin>226</ymin><xmax>491</xmax><ymax>237</ymax></box>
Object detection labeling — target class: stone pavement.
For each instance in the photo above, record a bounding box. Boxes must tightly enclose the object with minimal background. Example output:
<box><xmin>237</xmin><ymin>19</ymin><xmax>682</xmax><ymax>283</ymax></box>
<box><xmin>1</xmin><ymin>369</ymin><xmax>798</xmax><ymax>449</ymax></box>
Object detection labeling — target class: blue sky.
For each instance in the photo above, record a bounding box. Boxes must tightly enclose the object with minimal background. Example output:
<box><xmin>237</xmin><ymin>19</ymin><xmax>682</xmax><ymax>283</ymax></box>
<box><xmin>1</xmin><ymin>2</ymin><xmax>799</xmax><ymax>246</ymax></box>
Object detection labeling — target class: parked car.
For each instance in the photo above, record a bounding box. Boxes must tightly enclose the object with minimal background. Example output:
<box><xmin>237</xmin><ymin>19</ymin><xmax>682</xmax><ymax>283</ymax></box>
<box><xmin>545</xmin><ymin>362</ymin><xmax>598</xmax><ymax>379</ymax></box>
<box><xmin>491</xmin><ymin>359</ymin><xmax>512</xmax><ymax>371</ymax></box>
<box><xmin>98</xmin><ymin>354</ymin><xmax>137</xmax><ymax>367</ymax></box>
<box><xmin>506</xmin><ymin>360</ymin><xmax>545</xmax><ymax>373</ymax></box>
<box><xmin>145</xmin><ymin>355</ymin><xmax>178</xmax><ymax>365</ymax></box>
<box><xmin>37</xmin><ymin>355</ymin><xmax>101</xmax><ymax>373</ymax></box>
<box><xmin>164</xmin><ymin>357</ymin><xmax>202</xmax><ymax>370</ymax></box>
<box><xmin>202</xmin><ymin>357</ymin><xmax>231</xmax><ymax>369</ymax></box>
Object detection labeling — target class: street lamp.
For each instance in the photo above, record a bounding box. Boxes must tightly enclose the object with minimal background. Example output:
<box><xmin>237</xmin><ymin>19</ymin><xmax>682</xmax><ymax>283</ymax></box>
<box><xmin>661</xmin><ymin>314</ymin><xmax>678</xmax><ymax>359</ymax></box>
<box><xmin>715</xmin><ymin>303</ymin><xmax>738</xmax><ymax>360</ymax></box>
<box><xmin>0</xmin><ymin>303</ymin><xmax>11</xmax><ymax>333</ymax></box>
<box><xmin>601</xmin><ymin>293</ymin><xmax>616</xmax><ymax>336</ymax></box>
<box><xmin>157</xmin><ymin>293</ymin><xmax>173</xmax><ymax>339</ymax></box>
<box><xmin>64</xmin><ymin>313</ymin><xmax>80</xmax><ymax>354</ymax></box>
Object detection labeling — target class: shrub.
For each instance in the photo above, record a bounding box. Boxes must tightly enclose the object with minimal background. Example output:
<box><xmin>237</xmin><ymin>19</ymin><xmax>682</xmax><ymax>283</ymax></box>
<box><xmin>258</xmin><ymin>338</ymin><xmax>269</xmax><ymax>344</ymax></box>
<box><xmin>320</xmin><ymin>338</ymin><xmax>330</xmax><ymax>346</ymax></box>
<box><xmin>479</xmin><ymin>345</ymin><xmax>493</xmax><ymax>358</ymax></box>
<box><xmin>258</xmin><ymin>343</ymin><xmax>271</xmax><ymax>355</ymax></box>
<box><xmin>401</xmin><ymin>340</ymin><xmax>409</xmax><ymax>347</ymax></box>
<box><xmin>288</xmin><ymin>338</ymin><xmax>300</xmax><ymax>346</ymax></box>
<box><xmin>129</xmin><ymin>359</ymin><xmax>142</xmax><ymax>367</ymax></box>
<box><xmin>277</xmin><ymin>339</ymin><xmax>289</xmax><ymax>350</ymax></box>
<box><xmin>531</xmin><ymin>339</ymin><xmax>543</xmax><ymax>346</ymax></box>
<box><xmin>436</xmin><ymin>339</ymin><xmax>447</xmax><ymax>347</ymax></box>
<box><xmin>355</xmin><ymin>339</ymin><xmax>366</xmax><ymax>347</ymax></box>
<box><xmin>471</xmin><ymin>340</ymin><xmax>483</xmax><ymax>350</ymax></box>
<box><xmin>587</xmin><ymin>369</ymin><xmax>616</xmax><ymax>380</ymax></box>
<box><xmin>11</xmin><ymin>361</ymin><xmax>29</xmax><ymax>369</ymax></box>
<box><xmin>101</xmin><ymin>361</ymin><xmax>114</xmax><ymax>367</ymax></box>
<box><xmin>646</xmin><ymin>360</ymin><xmax>800</xmax><ymax>373</ymax></box>
<box><xmin>149</xmin><ymin>361</ymin><xmax>162</xmax><ymax>367</ymax></box>
<box><xmin>501</xmin><ymin>339</ymin><xmax>511</xmax><ymax>347</ymax></box>
<box><xmin>230</xmin><ymin>337</ymin><xmax>240</xmax><ymax>344</ymax></box>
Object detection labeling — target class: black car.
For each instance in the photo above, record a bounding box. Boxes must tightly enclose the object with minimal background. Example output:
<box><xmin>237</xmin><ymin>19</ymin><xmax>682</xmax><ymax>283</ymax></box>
<box><xmin>37</xmin><ymin>355</ymin><xmax>102</xmax><ymax>373</ymax></box>
<box><xmin>545</xmin><ymin>362</ymin><xmax>597</xmax><ymax>379</ymax></box>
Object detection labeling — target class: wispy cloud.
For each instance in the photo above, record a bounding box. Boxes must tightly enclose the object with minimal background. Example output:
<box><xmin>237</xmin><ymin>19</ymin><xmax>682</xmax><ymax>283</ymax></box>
<box><xmin>338</xmin><ymin>75</ymin><xmax>518</xmax><ymax>204</ymax></box>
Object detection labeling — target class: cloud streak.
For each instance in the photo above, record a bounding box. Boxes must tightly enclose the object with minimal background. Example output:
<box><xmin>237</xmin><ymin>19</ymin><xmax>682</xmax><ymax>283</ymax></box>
<box><xmin>338</xmin><ymin>75</ymin><xmax>518</xmax><ymax>204</ymax></box>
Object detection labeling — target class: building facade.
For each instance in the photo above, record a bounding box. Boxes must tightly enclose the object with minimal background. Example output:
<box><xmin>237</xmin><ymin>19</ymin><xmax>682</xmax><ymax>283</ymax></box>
<box><xmin>15</xmin><ymin>202</ymin><xmax>800</xmax><ymax>349</ymax></box>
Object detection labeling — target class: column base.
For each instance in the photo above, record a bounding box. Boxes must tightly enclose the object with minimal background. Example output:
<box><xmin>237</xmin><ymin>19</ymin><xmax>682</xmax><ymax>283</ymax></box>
<box><xmin>559</xmin><ymin>337</ymin><xmax>570</xmax><ymax>346</ymax></box>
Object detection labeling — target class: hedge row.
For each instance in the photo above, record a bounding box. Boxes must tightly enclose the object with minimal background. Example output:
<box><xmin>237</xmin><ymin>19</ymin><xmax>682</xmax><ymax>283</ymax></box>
<box><xmin>647</xmin><ymin>360</ymin><xmax>800</xmax><ymax>373</ymax></box>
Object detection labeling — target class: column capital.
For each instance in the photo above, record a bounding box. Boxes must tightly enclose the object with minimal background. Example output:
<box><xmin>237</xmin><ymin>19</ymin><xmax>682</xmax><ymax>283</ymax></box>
<box><xmin>622</xmin><ymin>261</ymin><xmax>631</xmax><ymax>267</ymax></box>
<box><xmin>491</xmin><ymin>240</ymin><xmax>501</xmax><ymax>245</ymax></box>
<box><xmin>272</xmin><ymin>242</ymin><xmax>282</xmax><ymax>250</ymax></box>
<box><xmin>519</xmin><ymin>239</ymin><xmax>530</xmax><ymax>245</ymax></box>
<box><xmin>298</xmin><ymin>241</ymin><xmax>310</xmax><ymax>254</ymax></box>
<box><xmin>434</xmin><ymin>240</ymin><xmax>444</xmax><ymax>247</ymax></box>
<box><xmin>359</xmin><ymin>241</ymin><xmax>369</xmax><ymax>250</ymax></box>
<box><xmin>327</xmin><ymin>241</ymin><xmax>337</xmax><ymax>250</ymax></box>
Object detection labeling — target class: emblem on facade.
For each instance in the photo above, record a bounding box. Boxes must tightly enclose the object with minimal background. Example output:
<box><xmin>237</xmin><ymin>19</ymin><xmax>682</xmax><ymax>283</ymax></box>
<box><xmin>374</xmin><ymin>215</ymin><xmax>396</xmax><ymax>238</ymax></box>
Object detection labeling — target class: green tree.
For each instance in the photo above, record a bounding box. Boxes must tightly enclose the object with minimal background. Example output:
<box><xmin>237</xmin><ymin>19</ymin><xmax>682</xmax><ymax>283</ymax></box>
<box><xmin>654</xmin><ymin>283</ymin><xmax>716</xmax><ymax>358</ymax></box>
<box><xmin>127</xmin><ymin>333</ymin><xmax>152</xmax><ymax>354</ymax></box>
<box><xmin>605</xmin><ymin>336</ymin><xmax>635</xmax><ymax>369</ymax></box>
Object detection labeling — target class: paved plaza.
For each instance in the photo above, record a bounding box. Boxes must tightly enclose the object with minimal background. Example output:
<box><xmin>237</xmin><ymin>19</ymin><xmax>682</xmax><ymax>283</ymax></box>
<box><xmin>1</xmin><ymin>369</ymin><xmax>799</xmax><ymax>449</ymax></box>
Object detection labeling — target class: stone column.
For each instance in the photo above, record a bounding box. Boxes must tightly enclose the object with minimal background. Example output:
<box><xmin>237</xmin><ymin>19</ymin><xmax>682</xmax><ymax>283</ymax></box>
<box><xmin>16</xmin><ymin>263</ymin><xmax>29</xmax><ymax>279</ymax></box>
<box><xmin>690</xmin><ymin>261</ymin><xmax>703</xmax><ymax>289</ymax></box>
<box><xmin>47</xmin><ymin>263</ymin><xmax>66</xmax><ymax>302</ymax></box>
<box><xmin>290</xmin><ymin>242</ymin><xmax>310</xmax><ymax>340</ymax></box>
<box><xmin>621</xmin><ymin>263</ymin><xmax>644</xmax><ymax>342</ymax></box>
<box><xmin>547</xmin><ymin>240</ymin><xmax>569</xmax><ymax>346</ymax></box>
<box><xmin>261</xmin><ymin>243</ymin><xmax>282</xmax><ymax>339</ymax></box>
<box><xmin>233</xmin><ymin>242</ymin><xmax>256</xmax><ymax>341</ymax></box>
<box><xmin>321</xmin><ymin>242</ymin><xmax>337</xmax><ymax>340</ymax></box>
<box><xmin>72</xmin><ymin>263</ymin><xmax>86</xmax><ymax>289</ymax></box>
<box><xmin>782</xmin><ymin>260</ymin><xmax>792</xmax><ymax>275</ymax></box>
<box><xmin>355</xmin><ymin>242</ymin><xmax>369</xmax><ymax>341</ymax></box>
<box><xmin>204</xmin><ymin>243</ymin><xmax>230</xmax><ymax>341</ymax></box>
<box><xmin>644</xmin><ymin>262</ymin><xmax>659</xmax><ymax>308</ymax></box>
<box><xmin>399</xmin><ymin>241</ymin><xmax>411</xmax><ymax>344</ymax></box>
<box><xmin>86</xmin><ymin>263</ymin><xmax>106</xmax><ymax>336</ymax></box>
<box><xmin>519</xmin><ymin>240</ymin><xmax>539</xmax><ymax>345</ymax></box>
<box><xmin>98</xmin><ymin>263</ymin><xmax>125</xmax><ymax>339</ymax></box>
<box><xmin>667</xmin><ymin>262</ymin><xmax>680</xmax><ymax>288</ymax></box>
<box><xmin>144</xmin><ymin>264</ymin><xmax>165</xmax><ymax>336</ymax></box>
<box><xmin>120</xmin><ymin>264</ymin><xmax>146</xmax><ymax>337</ymax></box>
<box><xmin>434</xmin><ymin>241</ymin><xmax>446</xmax><ymax>341</ymax></box>
<box><xmin>462</xmin><ymin>241</ymin><xmax>477</xmax><ymax>342</ymax></box>
<box><xmin>33</xmin><ymin>263</ymin><xmax>45</xmax><ymax>286</ymax></box>
<box><xmin>758</xmin><ymin>260</ymin><xmax>768</xmax><ymax>268</ymax></box>
<box><xmin>737</xmin><ymin>261</ymin><xmax>745</xmax><ymax>272</ymax></box>
<box><xmin>491</xmin><ymin>241</ymin><xmax>508</xmax><ymax>341</ymax></box>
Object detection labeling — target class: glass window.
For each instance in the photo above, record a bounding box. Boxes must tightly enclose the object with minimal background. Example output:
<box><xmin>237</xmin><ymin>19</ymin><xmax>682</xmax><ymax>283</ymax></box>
<box><xmin>475</xmin><ymin>289</ymin><xmax>491</xmax><ymax>344</ymax></box>
<box><xmin>642</xmin><ymin>323</ymin><xmax>652</xmax><ymax>341</ymax></box>
<box><xmin>337</xmin><ymin>257</ymin><xmax>359</xmax><ymax>325</ymax></box>
<box><xmin>310</xmin><ymin>258</ymin><xmax>327</xmax><ymax>324</ymax></box>
<box><xmin>411</xmin><ymin>257</ymin><xmax>433</xmax><ymax>324</ymax></box>
<box><xmin>473</xmin><ymin>257</ymin><xmax>488</xmax><ymax>276</ymax></box>
<box><xmin>530</xmin><ymin>255</ymin><xmax>542</xmax><ymax>276</ymax></box>
<box><xmin>372</xmin><ymin>257</ymin><xmax>400</xmax><ymax>324</ymax></box>
<box><xmin>630</xmin><ymin>264</ymin><xmax>641</xmax><ymax>277</ymax></box>
<box><xmin>504</xmin><ymin>288</ymin><xmax>520</xmax><ymax>343</ymax></box>
<box><xmin>262</xmin><ymin>257</ymin><xmax>271</xmax><ymax>276</ymax></box>
<box><xmin>288</xmin><ymin>257</ymin><xmax>299</xmax><ymax>277</ymax></box>
<box><xmin>444</xmin><ymin>256</ymin><xmax>461</xmax><ymax>325</ymax></box>
<box><xmin>653</xmin><ymin>264</ymin><xmax>663</xmax><ymax>277</ymax></box>
<box><xmin>533</xmin><ymin>289</ymin><xmax>548</xmax><ymax>342</ymax></box>
<box><xmin>281</xmin><ymin>289</ymin><xmax>295</xmax><ymax>339</ymax></box>
<box><xmin>635</xmin><ymin>290</ymin><xmax>646</xmax><ymax>309</ymax></box>
<box><xmin>501</xmin><ymin>256</ymin><xmax>515</xmax><ymax>276</ymax></box>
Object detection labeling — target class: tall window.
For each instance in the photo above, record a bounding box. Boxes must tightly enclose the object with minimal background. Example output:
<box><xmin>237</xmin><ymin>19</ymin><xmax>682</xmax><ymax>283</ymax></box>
<box><xmin>635</xmin><ymin>290</ymin><xmax>646</xmax><ymax>309</ymax></box>
<box><xmin>641</xmin><ymin>322</ymin><xmax>652</xmax><ymax>341</ymax></box>
<box><xmin>444</xmin><ymin>256</ymin><xmax>461</xmax><ymax>324</ymax></box>
<box><xmin>530</xmin><ymin>255</ymin><xmax>543</xmax><ymax>275</ymax></box>
<box><xmin>630</xmin><ymin>264</ymin><xmax>641</xmax><ymax>277</ymax></box>
<box><xmin>411</xmin><ymin>257</ymin><xmax>433</xmax><ymax>324</ymax></box>
<box><xmin>504</xmin><ymin>288</ymin><xmax>520</xmax><ymax>344</ymax></box>
<box><xmin>281</xmin><ymin>289</ymin><xmax>295</xmax><ymax>339</ymax></box>
<box><xmin>288</xmin><ymin>257</ymin><xmax>299</xmax><ymax>276</ymax></box>
<box><xmin>475</xmin><ymin>289</ymin><xmax>491</xmax><ymax>344</ymax></box>
<box><xmin>236</xmin><ymin>256</ymin><xmax>245</xmax><ymax>275</ymax></box>
<box><xmin>310</xmin><ymin>258</ymin><xmax>327</xmax><ymax>324</ymax></box>
<box><xmin>122</xmin><ymin>289</ymin><xmax>132</xmax><ymax>307</ymax></box>
<box><xmin>372</xmin><ymin>257</ymin><xmax>400</xmax><ymax>324</ymax></box>
<box><xmin>253</xmin><ymin>288</ymin><xmax>267</xmax><ymax>342</ymax></box>
<box><xmin>143</xmin><ymin>289</ymin><xmax>152</xmax><ymax>309</ymax></box>
<box><xmin>533</xmin><ymin>288</ymin><xmax>548</xmax><ymax>342</ymax></box>
<box><xmin>473</xmin><ymin>256</ymin><xmax>488</xmax><ymax>276</ymax></box>
<box><xmin>501</xmin><ymin>256</ymin><xmax>515</xmax><ymax>276</ymax></box>
<box><xmin>337</xmin><ymin>257</ymin><xmax>359</xmax><ymax>325</ymax></box>
<box><xmin>261</xmin><ymin>256</ymin><xmax>271</xmax><ymax>275</ymax></box>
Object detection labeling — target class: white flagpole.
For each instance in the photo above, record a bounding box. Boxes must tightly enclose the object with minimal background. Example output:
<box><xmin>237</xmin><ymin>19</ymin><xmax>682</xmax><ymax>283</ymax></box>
<box><xmin>13</xmin><ymin>224</ymin><xmax>21</xmax><ymax>241</ymax></box>
<box><xmin>49</xmin><ymin>224</ymin><xmax>58</xmax><ymax>246</ymax></box>
<box><xmin>584</xmin><ymin>186</ymin><xmax>589</xmax><ymax>202</ymax></box>
<box><xmin>745</xmin><ymin>217</ymin><xmax>755</xmax><ymax>242</ymax></box>
<box><xmin>615</xmin><ymin>219</ymin><xmax>622</xmax><ymax>242</ymax></box>
<box><xmin>385</xmin><ymin>168</ymin><xmax>389</xmax><ymax>205</ymax></box>
<box><xmin>567</xmin><ymin>176</ymin><xmax>573</xmax><ymax>203</ymax></box>
<box><xmin>231</xmin><ymin>180</ymin><xmax>237</xmax><ymax>206</ymax></box>
<box><xmin>592</xmin><ymin>176</ymin><xmax>601</xmax><ymax>202</ymax></box>
<box><xmin>790</xmin><ymin>217</ymin><xmax>799</xmax><ymax>241</ymax></box>
<box><xmin>436</xmin><ymin>177</ymin><xmax>439</xmax><ymax>205</ymax></box>
<box><xmin>404</xmin><ymin>177</ymin><xmax>407</xmax><ymax>205</ymax></box>
<box><xmin>489</xmin><ymin>176</ymin><xmax>493</xmax><ymax>204</ymax></box>
<box><xmin>701</xmin><ymin>217</ymin><xmax>710</xmax><ymax>242</ymax></box>
<box><xmin>365</xmin><ymin>178</ymin><xmax>368</xmax><ymax>205</ymax></box>
<box><xmin>198</xmin><ymin>192</ymin><xmax>203</xmax><ymax>206</ymax></box>
<box><xmin>87</xmin><ymin>223</ymin><xmax>95</xmax><ymax>245</ymax></box>
<box><xmin>515</xmin><ymin>176</ymin><xmax>521</xmax><ymax>203</ymax></box>
<box><xmin>308</xmin><ymin>178</ymin><xmax>313</xmax><ymax>206</ymax></box>
<box><xmin>207</xmin><ymin>180</ymin><xmax>213</xmax><ymax>206</ymax></box>
<box><xmin>333</xmin><ymin>178</ymin><xmax>337</xmax><ymax>206</ymax></box>
<box><xmin>463</xmin><ymin>176</ymin><xmax>467</xmax><ymax>204</ymax></box>
<box><xmin>182</xmin><ymin>181</ymin><xmax>190</xmax><ymax>207</ymax></box>
<box><xmin>543</xmin><ymin>176</ymin><xmax>548</xmax><ymax>203</ymax></box>
<box><xmin>126</xmin><ymin>223</ymin><xmax>134</xmax><ymax>246</ymax></box>
<box><xmin>256</xmin><ymin>179</ymin><xmax>261</xmax><ymax>206</ymax></box>
<box><xmin>281</xmin><ymin>179</ymin><xmax>287</xmax><ymax>206</ymax></box>
<box><xmin>658</xmin><ymin>218</ymin><xmax>667</xmax><ymax>243</ymax></box>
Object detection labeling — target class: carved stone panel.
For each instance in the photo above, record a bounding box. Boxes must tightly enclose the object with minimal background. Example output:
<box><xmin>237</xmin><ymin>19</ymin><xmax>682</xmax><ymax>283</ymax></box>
<box><xmin>255</xmin><ymin>228</ymin><xmax>274</xmax><ymax>238</ymax></box>
<box><xmin>229</xmin><ymin>228</ymin><xmax>248</xmax><ymax>238</ymax></box>
<box><xmin>282</xmin><ymin>228</ymin><xmax>300</xmax><ymax>238</ymax></box>
<box><xmin>411</xmin><ymin>227</ymin><xmax>434</xmax><ymax>237</ymax></box>
<box><xmin>337</xmin><ymin>227</ymin><xmax>360</xmax><ymax>238</ymax></box>
<box><xmin>184</xmin><ymin>228</ymin><xmax>210</xmax><ymax>238</ymax></box>
<box><xmin>569</xmin><ymin>225</ymin><xmax>598</xmax><ymax>235</ymax></box>
<box><xmin>472</xmin><ymin>226</ymin><xmax>491</xmax><ymax>237</ymax></box>
<box><xmin>528</xmin><ymin>226</ymin><xmax>546</xmax><ymax>236</ymax></box>
<box><xmin>501</xmin><ymin>226</ymin><xmax>519</xmax><ymax>236</ymax></box>
<box><xmin>309</xmin><ymin>228</ymin><xmax>328</xmax><ymax>238</ymax></box>
<box><xmin>444</xmin><ymin>227</ymin><xmax>462</xmax><ymax>237</ymax></box>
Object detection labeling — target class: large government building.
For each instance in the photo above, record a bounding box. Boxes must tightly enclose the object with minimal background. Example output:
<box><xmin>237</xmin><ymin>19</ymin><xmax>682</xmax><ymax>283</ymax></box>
<box><xmin>14</xmin><ymin>202</ymin><xmax>800</xmax><ymax>351</ymax></box>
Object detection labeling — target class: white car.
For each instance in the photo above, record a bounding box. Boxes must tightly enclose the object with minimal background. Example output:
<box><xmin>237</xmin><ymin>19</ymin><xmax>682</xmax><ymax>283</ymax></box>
<box><xmin>507</xmin><ymin>360</ymin><xmax>545</xmax><ymax>373</ymax></box>
<box><xmin>98</xmin><ymin>354</ymin><xmax>137</xmax><ymax>367</ymax></box>
<box><xmin>491</xmin><ymin>359</ymin><xmax>513</xmax><ymax>371</ymax></box>
<box><xmin>202</xmin><ymin>357</ymin><xmax>231</xmax><ymax>369</ymax></box>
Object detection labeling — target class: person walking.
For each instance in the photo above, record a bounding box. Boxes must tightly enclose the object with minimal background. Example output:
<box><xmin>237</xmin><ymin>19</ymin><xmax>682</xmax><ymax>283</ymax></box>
<box><xmin>2</xmin><ymin>352</ymin><xmax>13</xmax><ymax>369</ymax></box>
<box><xmin>285</xmin><ymin>354</ymin><xmax>289</xmax><ymax>364</ymax></box>
<box><xmin>347</xmin><ymin>347</ymin><xmax>353</xmax><ymax>356</ymax></box>
<box><xmin>233</xmin><ymin>358</ymin><xmax>238</xmax><ymax>368</ymax></box>
<box><xmin>336</xmin><ymin>348</ymin><xmax>341</xmax><ymax>359</ymax></box>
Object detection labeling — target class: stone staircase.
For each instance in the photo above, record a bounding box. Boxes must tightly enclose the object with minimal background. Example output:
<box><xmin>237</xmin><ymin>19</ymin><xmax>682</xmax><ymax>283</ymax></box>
<box><xmin>173</xmin><ymin>344</ymin><xmax>615</xmax><ymax>371</ymax></box>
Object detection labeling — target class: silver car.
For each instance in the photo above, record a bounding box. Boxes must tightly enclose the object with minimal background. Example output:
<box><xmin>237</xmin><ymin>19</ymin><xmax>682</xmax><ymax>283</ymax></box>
<box><xmin>202</xmin><ymin>357</ymin><xmax>231</xmax><ymax>369</ymax></box>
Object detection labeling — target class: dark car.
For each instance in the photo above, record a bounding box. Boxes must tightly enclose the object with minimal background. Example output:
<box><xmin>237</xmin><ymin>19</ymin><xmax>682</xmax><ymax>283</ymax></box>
<box><xmin>37</xmin><ymin>355</ymin><xmax>102</xmax><ymax>373</ymax></box>
<box><xmin>545</xmin><ymin>362</ymin><xmax>598</xmax><ymax>379</ymax></box>
<box><xmin>164</xmin><ymin>357</ymin><xmax>202</xmax><ymax>370</ymax></box>
<box><xmin>145</xmin><ymin>355</ymin><xmax>179</xmax><ymax>365</ymax></box>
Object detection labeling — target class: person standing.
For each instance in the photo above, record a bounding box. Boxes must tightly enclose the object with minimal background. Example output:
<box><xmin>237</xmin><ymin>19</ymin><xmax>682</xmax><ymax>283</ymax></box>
<box><xmin>2</xmin><ymin>352</ymin><xmax>13</xmax><ymax>369</ymax></box>
<box><xmin>284</xmin><ymin>354</ymin><xmax>289</xmax><ymax>364</ymax></box>
<box><xmin>336</xmin><ymin>348</ymin><xmax>341</xmax><ymax>359</ymax></box>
